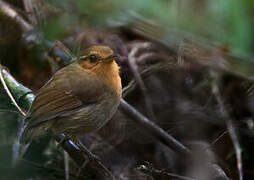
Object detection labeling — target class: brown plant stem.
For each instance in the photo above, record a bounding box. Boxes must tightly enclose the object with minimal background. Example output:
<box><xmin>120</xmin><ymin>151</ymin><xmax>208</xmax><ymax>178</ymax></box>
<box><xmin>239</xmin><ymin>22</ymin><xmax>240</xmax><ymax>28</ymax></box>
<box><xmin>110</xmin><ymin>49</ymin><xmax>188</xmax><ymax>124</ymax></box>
<box><xmin>128</xmin><ymin>42</ymin><xmax>156</xmax><ymax>120</ymax></box>
<box><xmin>211</xmin><ymin>71</ymin><xmax>243</xmax><ymax>180</ymax></box>
<box><xmin>0</xmin><ymin>0</ymin><xmax>33</xmax><ymax>32</ymax></box>
<box><xmin>120</xmin><ymin>99</ymin><xmax>191</xmax><ymax>155</ymax></box>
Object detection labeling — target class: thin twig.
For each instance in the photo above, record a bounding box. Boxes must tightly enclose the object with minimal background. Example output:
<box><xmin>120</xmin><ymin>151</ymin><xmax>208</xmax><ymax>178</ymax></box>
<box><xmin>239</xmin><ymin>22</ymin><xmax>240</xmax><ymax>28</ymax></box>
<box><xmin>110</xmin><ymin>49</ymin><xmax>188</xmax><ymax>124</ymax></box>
<box><xmin>128</xmin><ymin>42</ymin><xmax>156</xmax><ymax>120</ymax></box>
<box><xmin>0</xmin><ymin>0</ymin><xmax>33</xmax><ymax>32</ymax></box>
<box><xmin>64</xmin><ymin>151</ymin><xmax>69</xmax><ymax>180</ymax></box>
<box><xmin>0</xmin><ymin>1</ymin><xmax>70</xmax><ymax>63</ymax></box>
<box><xmin>54</xmin><ymin>135</ymin><xmax>114</xmax><ymax>180</ymax></box>
<box><xmin>23</xmin><ymin>0</ymin><xmax>42</xmax><ymax>26</ymax></box>
<box><xmin>120</xmin><ymin>99</ymin><xmax>191</xmax><ymax>155</ymax></box>
<box><xmin>201</xmin><ymin>130</ymin><xmax>228</xmax><ymax>153</ymax></box>
<box><xmin>211</xmin><ymin>71</ymin><xmax>243</xmax><ymax>180</ymax></box>
<box><xmin>209</xmin><ymin>130</ymin><xmax>228</xmax><ymax>148</ymax></box>
<box><xmin>0</xmin><ymin>65</ymin><xmax>26</xmax><ymax>116</ymax></box>
<box><xmin>123</xmin><ymin>62</ymin><xmax>173</xmax><ymax>97</ymax></box>
<box><xmin>70</xmin><ymin>138</ymin><xmax>115</xmax><ymax>180</ymax></box>
<box><xmin>136</xmin><ymin>162</ymin><xmax>195</xmax><ymax>180</ymax></box>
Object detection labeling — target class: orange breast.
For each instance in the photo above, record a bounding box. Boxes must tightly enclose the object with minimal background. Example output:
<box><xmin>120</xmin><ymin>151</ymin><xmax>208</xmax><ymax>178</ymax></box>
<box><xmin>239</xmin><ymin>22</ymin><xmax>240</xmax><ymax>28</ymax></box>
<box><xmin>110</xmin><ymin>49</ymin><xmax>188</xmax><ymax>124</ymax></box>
<box><xmin>94</xmin><ymin>61</ymin><xmax>122</xmax><ymax>98</ymax></box>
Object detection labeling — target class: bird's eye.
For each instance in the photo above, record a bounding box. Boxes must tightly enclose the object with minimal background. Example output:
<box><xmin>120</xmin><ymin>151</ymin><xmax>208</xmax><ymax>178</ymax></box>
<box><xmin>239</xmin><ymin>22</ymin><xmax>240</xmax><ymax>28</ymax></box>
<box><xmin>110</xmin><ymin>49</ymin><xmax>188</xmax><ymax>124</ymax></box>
<box><xmin>89</xmin><ymin>55</ymin><xmax>97</xmax><ymax>63</ymax></box>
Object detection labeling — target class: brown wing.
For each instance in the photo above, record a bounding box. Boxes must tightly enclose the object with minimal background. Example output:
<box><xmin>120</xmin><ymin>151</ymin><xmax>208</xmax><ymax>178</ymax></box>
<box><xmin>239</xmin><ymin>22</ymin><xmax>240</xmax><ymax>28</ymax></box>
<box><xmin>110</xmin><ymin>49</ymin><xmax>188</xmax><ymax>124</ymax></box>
<box><xmin>25</xmin><ymin>63</ymin><xmax>105</xmax><ymax>128</ymax></box>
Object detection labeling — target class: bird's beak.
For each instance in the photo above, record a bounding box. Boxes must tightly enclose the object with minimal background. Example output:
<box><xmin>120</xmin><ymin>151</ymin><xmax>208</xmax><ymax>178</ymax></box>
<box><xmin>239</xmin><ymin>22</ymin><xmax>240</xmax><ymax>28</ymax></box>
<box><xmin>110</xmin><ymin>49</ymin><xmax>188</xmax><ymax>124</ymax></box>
<box><xmin>104</xmin><ymin>54</ymin><xmax>119</xmax><ymax>63</ymax></box>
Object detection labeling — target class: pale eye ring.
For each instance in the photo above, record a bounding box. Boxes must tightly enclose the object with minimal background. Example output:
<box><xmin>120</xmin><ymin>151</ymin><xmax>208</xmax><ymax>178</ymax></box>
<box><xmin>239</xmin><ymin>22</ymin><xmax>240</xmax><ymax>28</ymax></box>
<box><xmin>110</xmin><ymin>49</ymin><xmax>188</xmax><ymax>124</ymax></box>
<box><xmin>89</xmin><ymin>55</ymin><xmax>97</xmax><ymax>63</ymax></box>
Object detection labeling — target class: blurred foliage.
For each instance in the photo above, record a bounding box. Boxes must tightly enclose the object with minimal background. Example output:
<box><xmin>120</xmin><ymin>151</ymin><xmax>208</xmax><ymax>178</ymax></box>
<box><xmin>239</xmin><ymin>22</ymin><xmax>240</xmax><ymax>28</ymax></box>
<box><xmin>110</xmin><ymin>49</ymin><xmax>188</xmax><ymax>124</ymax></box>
<box><xmin>0</xmin><ymin>90</ymin><xmax>19</xmax><ymax>137</ymax></box>
<box><xmin>41</xmin><ymin>0</ymin><xmax>254</xmax><ymax>56</ymax></box>
<box><xmin>0</xmin><ymin>72</ymin><xmax>63</xmax><ymax>180</ymax></box>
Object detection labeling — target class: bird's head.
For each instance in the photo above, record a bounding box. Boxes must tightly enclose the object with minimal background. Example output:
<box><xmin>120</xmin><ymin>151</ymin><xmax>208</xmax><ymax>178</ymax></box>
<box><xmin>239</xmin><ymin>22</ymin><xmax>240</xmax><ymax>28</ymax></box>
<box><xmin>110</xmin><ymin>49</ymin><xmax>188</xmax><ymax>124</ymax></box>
<box><xmin>78</xmin><ymin>46</ymin><xmax>119</xmax><ymax>70</ymax></box>
<box><xmin>77</xmin><ymin>46</ymin><xmax>121</xmax><ymax>95</ymax></box>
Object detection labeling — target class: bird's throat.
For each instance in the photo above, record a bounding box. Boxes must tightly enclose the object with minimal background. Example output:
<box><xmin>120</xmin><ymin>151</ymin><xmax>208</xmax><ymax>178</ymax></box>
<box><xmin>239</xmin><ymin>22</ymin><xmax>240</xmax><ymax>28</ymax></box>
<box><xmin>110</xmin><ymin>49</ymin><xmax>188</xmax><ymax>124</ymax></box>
<box><xmin>94</xmin><ymin>61</ymin><xmax>122</xmax><ymax>97</ymax></box>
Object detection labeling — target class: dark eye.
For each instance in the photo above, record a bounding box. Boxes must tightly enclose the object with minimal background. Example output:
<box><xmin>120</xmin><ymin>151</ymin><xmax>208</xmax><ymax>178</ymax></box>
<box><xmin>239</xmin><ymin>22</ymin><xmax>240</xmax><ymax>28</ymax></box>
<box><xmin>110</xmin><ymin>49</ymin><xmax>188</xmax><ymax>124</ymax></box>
<box><xmin>89</xmin><ymin>55</ymin><xmax>97</xmax><ymax>63</ymax></box>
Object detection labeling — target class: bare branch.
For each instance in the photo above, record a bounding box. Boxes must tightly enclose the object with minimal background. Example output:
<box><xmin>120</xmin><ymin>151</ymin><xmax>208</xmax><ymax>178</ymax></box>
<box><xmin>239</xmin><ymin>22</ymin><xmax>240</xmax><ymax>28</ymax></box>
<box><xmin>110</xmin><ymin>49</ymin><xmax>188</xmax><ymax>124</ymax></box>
<box><xmin>136</xmin><ymin>162</ymin><xmax>195</xmax><ymax>180</ymax></box>
<box><xmin>123</xmin><ymin>61</ymin><xmax>175</xmax><ymax>97</ymax></box>
<box><xmin>0</xmin><ymin>0</ymin><xmax>33</xmax><ymax>32</ymax></box>
<box><xmin>128</xmin><ymin>42</ymin><xmax>156</xmax><ymax>120</ymax></box>
<box><xmin>211</xmin><ymin>71</ymin><xmax>243</xmax><ymax>180</ymax></box>
<box><xmin>120</xmin><ymin>99</ymin><xmax>191</xmax><ymax>155</ymax></box>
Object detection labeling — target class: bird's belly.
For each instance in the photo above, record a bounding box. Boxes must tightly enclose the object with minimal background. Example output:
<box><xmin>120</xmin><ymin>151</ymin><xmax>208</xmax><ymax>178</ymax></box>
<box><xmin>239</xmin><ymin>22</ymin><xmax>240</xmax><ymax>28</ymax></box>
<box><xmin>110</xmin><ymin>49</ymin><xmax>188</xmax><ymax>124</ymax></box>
<box><xmin>51</xmin><ymin>98</ymin><xmax>119</xmax><ymax>136</ymax></box>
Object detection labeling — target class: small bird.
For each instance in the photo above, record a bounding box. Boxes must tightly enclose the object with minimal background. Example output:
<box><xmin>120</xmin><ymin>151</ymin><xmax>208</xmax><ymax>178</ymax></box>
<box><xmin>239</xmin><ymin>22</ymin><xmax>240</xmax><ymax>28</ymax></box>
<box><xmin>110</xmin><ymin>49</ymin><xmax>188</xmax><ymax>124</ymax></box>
<box><xmin>20</xmin><ymin>45</ymin><xmax>122</xmax><ymax>144</ymax></box>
